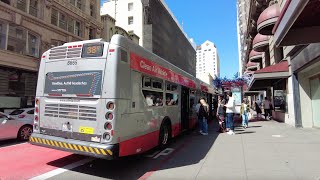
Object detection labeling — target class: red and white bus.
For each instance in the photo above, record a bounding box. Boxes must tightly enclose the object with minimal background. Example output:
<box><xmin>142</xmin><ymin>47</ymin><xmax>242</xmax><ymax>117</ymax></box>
<box><xmin>29</xmin><ymin>35</ymin><xmax>215</xmax><ymax>159</ymax></box>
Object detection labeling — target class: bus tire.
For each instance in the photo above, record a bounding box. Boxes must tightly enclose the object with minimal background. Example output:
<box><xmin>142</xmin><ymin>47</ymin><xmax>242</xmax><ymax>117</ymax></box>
<box><xmin>17</xmin><ymin>125</ymin><xmax>33</xmax><ymax>141</ymax></box>
<box><xmin>158</xmin><ymin>120</ymin><xmax>171</xmax><ymax>149</ymax></box>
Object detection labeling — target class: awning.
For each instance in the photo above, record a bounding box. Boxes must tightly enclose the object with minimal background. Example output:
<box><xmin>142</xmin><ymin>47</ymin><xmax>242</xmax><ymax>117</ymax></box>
<box><xmin>249</xmin><ymin>50</ymin><xmax>263</xmax><ymax>62</ymax></box>
<box><xmin>273</xmin><ymin>0</ymin><xmax>320</xmax><ymax>47</ymax></box>
<box><xmin>248</xmin><ymin>61</ymin><xmax>289</xmax><ymax>90</ymax></box>
<box><xmin>257</xmin><ymin>4</ymin><xmax>280</xmax><ymax>35</ymax></box>
<box><xmin>252</xmin><ymin>33</ymin><xmax>269</xmax><ymax>52</ymax></box>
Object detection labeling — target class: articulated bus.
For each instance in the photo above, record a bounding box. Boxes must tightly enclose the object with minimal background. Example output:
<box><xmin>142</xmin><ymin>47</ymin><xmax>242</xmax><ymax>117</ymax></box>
<box><xmin>29</xmin><ymin>35</ymin><xmax>215</xmax><ymax>159</ymax></box>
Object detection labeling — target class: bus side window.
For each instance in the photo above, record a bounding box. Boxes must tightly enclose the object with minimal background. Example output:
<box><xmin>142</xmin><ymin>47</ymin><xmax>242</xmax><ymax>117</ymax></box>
<box><xmin>142</xmin><ymin>90</ymin><xmax>163</xmax><ymax>106</ymax></box>
<box><xmin>120</xmin><ymin>49</ymin><xmax>128</xmax><ymax>62</ymax></box>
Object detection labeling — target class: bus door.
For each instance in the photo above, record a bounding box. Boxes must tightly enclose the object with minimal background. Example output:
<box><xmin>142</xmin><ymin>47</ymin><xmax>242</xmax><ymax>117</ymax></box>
<box><xmin>181</xmin><ymin>86</ymin><xmax>190</xmax><ymax>130</ymax></box>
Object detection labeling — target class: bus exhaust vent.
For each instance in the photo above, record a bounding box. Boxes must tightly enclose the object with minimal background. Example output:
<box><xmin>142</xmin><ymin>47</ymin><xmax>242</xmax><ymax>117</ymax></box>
<box><xmin>49</xmin><ymin>46</ymin><xmax>82</xmax><ymax>60</ymax></box>
<box><xmin>44</xmin><ymin>104</ymin><xmax>96</xmax><ymax>121</ymax></box>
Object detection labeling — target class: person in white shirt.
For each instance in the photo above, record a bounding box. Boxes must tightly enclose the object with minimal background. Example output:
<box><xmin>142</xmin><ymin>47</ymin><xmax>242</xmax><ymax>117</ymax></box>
<box><xmin>224</xmin><ymin>92</ymin><xmax>235</xmax><ymax>135</ymax></box>
<box><xmin>262</xmin><ymin>97</ymin><xmax>272</xmax><ymax>120</ymax></box>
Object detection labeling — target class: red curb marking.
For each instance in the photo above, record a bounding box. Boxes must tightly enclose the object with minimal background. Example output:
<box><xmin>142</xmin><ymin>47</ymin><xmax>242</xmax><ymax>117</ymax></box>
<box><xmin>0</xmin><ymin>143</ymin><xmax>84</xmax><ymax>180</ymax></box>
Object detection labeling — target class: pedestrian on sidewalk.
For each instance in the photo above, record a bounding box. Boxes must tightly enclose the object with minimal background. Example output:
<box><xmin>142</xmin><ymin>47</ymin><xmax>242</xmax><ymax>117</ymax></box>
<box><xmin>198</xmin><ymin>98</ymin><xmax>209</xmax><ymax>135</ymax></box>
<box><xmin>262</xmin><ymin>97</ymin><xmax>272</xmax><ymax>120</ymax></box>
<box><xmin>217</xmin><ymin>95</ymin><xmax>226</xmax><ymax>133</ymax></box>
<box><xmin>224</xmin><ymin>92</ymin><xmax>235</xmax><ymax>135</ymax></box>
<box><xmin>255</xmin><ymin>100</ymin><xmax>262</xmax><ymax>120</ymax></box>
<box><xmin>240</xmin><ymin>98</ymin><xmax>250</xmax><ymax>129</ymax></box>
<box><xmin>195</xmin><ymin>99</ymin><xmax>202</xmax><ymax>134</ymax></box>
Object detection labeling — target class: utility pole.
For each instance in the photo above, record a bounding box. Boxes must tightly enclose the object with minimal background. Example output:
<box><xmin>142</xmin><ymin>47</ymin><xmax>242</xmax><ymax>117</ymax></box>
<box><xmin>114</xmin><ymin>0</ymin><xmax>117</xmax><ymax>20</ymax></box>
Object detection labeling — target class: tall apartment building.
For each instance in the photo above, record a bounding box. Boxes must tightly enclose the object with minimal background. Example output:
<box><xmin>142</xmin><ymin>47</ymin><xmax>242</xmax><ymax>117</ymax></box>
<box><xmin>0</xmin><ymin>0</ymin><xmax>102</xmax><ymax>109</ymax></box>
<box><xmin>196</xmin><ymin>41</ymin><xmax>220</xmax><ymax>85</ymax></box>
<box><xmin>101</xmin><ymin>0</ymin><xmax>197</xmax><ymax>76</ymax></box>
<box><xmin>237</xmin><ymin>0</ymin><xmax>320</xmax><ymax>128</ymax></box>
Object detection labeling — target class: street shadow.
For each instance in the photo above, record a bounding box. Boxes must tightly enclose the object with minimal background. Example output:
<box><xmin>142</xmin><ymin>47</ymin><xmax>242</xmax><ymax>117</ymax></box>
<box><xmin>46</xmin><ymin>120</ymin><xmax>220</xmax><ymax>180</ymax></box>
<box><xmin>0</xmin><ymin>139</ymin><xmax>25</xmax><ymax>148</ymax></box>
<box><xmin>247</xmin><ymin>125</ymin><xmax>262</xmax><ymax>128</ymax></box>
<box><xmin>236</xmin><ymin>131</ymin><xmax>256</xmax><ymax>134</ymax></box>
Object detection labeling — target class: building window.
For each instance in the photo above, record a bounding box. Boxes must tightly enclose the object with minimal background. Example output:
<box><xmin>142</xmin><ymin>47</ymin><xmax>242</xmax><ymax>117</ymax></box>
<box><xmin>68</xmin><ymin>17</ymin><xmax>74</xmax><ymax>33</ymax></box>
<box><xmin>51</xmin><ymin>9</ymin><xmax>58</xmax><ymax>26</ymax></box>
<box><xmin>109</xmin><ymin>28</ymin><xmax>113</xmax><ymax>41</ymax></box>
<box><xmin>59</xmin><ymin>13</ymin><xmax>67</xmax><ymax>30</ymax></box>
<box><xmin>69</xmin><ymin>0</ymin><xmax>82</xmax><ymax>10</ymax></box>
<box><xmin>128</xmin><ymin>3</ymin><xmax>133</xmax><ymax>11</ymax></box>
<box><xmin>29</xmin><ymin>0</ymin><xmax>38</xmax><ymax>17</ymax></box>
<box><xmin>51</xmin><ymin>39</ymin><xmax>65</xmax><ymax>47</ymax></box>
<box><xmin>90</xmin><ymin>4</ymin><xmax>95</xmax><ymax>17</ymax></box>
<box><xmin>1</xmin><ymin>0</ymin><xmax>10</xmax><ymax>5</ymax></box>
<box><xmin>7</xmin><ymin>26</ymin><xmax>26</xmax><ymax>54</ymax></box>
<box><xmin>128</xmin><ymin>16</ymin><xmax>133</xmax><ymax>25</ymax></box>
<box><xmin>89</xmin><ymin>28</ymin><xmax>95</xmax><ymax>40</ymax></box>
<box><xmin>75</xmin><ymin>21</ymin><xmax>81</xmax><ymax>36</ymax></box>
<box><xmin>0</xmin><ymin>22</ymin><xmax>7</xmax><ymax>50</ymax></box>
<box><xmin>17</xmin><ymin>0</ymin><xmax>26</xmax><ymax>12</ymax></box>
<box><xmin>5</xmin><ymin>24</ymin><xmax>39</xmax><ymax>57</ymax></box>
<box><xmin>28</xmin><ymin>33</ymin><xmax>39</xmax><ymax>57</ymax></box>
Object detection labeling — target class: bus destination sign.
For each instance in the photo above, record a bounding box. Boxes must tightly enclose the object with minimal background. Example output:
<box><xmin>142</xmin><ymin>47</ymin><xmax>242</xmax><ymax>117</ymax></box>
<box><xmin>44</xmin><ymin>70</ymin><xmax>102</xmax><ymax>96</ymax></box>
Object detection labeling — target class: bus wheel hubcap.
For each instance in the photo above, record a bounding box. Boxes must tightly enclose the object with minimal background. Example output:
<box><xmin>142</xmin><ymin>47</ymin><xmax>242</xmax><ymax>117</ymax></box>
<box><xmin>162</xmin><ymin>125</ymin><xmax>169</xmax><ymax>145</ymax></box>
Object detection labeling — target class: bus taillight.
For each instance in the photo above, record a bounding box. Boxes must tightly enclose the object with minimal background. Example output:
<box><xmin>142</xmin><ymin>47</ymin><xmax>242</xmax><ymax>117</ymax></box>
<box><xmin>34</xmin><ymin>98</ymin><xmax>40</xmax><ymax>132</ymax></box>
<box><xmin>104</xmin><ymin>123</ymin><xmax>112</xmax><ymax>130</ymax></box>
<box><xmin>105</xmin><ymin>112</ymin><xmax>113</xmax><ymax>120</ymax></box>
<box><xmin>106</xmin><ymin>102</ymin><xmax>115</xmax><ymax>110</ymax></box>
<box><xmin>34</xmin><ymin>115</ymin><xmax>39</xmax><ymax>122</ymax></box>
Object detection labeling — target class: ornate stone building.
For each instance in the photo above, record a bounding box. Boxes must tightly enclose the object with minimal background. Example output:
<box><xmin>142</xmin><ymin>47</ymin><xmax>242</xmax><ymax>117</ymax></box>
<box><xmin>0</xmin><ymin>0</ymin><xmax>102</xmax><ymax>110</ymax></box>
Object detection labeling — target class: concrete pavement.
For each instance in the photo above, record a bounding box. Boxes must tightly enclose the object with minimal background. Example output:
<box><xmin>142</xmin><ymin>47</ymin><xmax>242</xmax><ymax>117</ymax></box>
<box><xmin>148</xmin><ymin>119</ymin><xmax>320</xmax><ymax>180</ymax></box>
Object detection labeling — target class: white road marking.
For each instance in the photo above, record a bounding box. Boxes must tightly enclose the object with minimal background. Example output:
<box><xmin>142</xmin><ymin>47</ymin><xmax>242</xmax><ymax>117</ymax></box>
<box><xmin>153</xmin><ymin>148</ymin><xmax>174</xmax><ymax>159</ymax></box>
<box><xmin>29</xmin><ymin>157</ymin><xmax>94</xmax><ymax>180</ymax></box>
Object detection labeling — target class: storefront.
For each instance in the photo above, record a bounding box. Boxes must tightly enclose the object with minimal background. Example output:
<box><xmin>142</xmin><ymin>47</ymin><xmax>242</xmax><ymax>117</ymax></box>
<box><xmin>248</xmin><ymin>61</ymin><xmax>290</xmax><ymax>122</ymax></box>
<box><xmin>272</xmin><ymin>0</ymin><xmax>320</xmax><ymax>128</ymax></box>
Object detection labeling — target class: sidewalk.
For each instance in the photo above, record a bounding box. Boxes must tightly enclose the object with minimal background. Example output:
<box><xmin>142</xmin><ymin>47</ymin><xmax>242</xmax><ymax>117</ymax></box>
<box><xmin>149</xmin><ymin>119</ymin><xmax>320</xmax><ymax>180</ymax></box>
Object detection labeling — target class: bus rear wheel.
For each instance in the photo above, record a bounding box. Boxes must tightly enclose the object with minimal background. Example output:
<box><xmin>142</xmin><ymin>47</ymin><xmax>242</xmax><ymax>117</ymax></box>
<box><xmin>158</xmin><ymin>121</ymin><xmax>171</xmax><ymax>149</ymax></box>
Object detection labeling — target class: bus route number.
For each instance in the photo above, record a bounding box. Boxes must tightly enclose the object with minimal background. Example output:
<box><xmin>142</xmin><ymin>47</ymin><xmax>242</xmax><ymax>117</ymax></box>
<box><xmin>67</xmin><ymin>60</ymin><xmax>77</xmax><ymax>66</ymax></box>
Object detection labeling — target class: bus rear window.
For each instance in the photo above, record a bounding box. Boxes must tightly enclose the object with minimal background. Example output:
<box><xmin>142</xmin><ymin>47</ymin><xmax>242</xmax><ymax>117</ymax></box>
<box><xmin>82</xmin><ymin>43</ymin><xmax>104</xmax><ymax>57</ymax></box>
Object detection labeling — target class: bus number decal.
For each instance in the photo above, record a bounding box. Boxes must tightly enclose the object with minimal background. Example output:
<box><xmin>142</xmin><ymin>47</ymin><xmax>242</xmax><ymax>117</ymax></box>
<box><xmin>67</xmin><ymin>60</ymin><xmax>77</xmax><ymax>66</ymax></box>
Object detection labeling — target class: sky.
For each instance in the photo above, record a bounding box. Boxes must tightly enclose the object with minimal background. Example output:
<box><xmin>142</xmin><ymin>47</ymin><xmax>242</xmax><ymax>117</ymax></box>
<box><xmin>165</xmin><ymin>0</ymin><xmax>239</xmax><ymax>78</ymax></box>
<box><xmin>100</xmin><ymin>0</ymin><xmax>239</xmax><ymax>78</ymax></box>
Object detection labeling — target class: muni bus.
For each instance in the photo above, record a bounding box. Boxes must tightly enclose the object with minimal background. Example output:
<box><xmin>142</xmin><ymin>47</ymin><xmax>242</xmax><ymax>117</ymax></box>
<box><xmin>29</xmin><ymin>35</ymin><xmax>215</xmax><ymax>159</ymax></box>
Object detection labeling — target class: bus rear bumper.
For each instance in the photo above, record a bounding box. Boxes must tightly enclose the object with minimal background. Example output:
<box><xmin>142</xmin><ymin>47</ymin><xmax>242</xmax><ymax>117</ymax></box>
<box><xmin>29</xmin><ymin>133</ymin><xmax>119</xmax><ymax>160</ymax></box>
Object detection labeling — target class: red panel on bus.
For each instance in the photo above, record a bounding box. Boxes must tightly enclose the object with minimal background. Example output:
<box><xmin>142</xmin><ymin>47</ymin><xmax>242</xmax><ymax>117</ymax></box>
<box><xmin>171</xmin><ymin>123</ymin><xmax>179</xmax><ymax>138</ymax></box>
<box><xmin>130</xmin><ymin>53</ymin><xmax>196</xmax><ymax>89</ymax></box>
<box><xmin>119</xmin><ymin>130</ymin><xmax>159</xmax><ymax>157</ymax></box>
